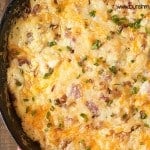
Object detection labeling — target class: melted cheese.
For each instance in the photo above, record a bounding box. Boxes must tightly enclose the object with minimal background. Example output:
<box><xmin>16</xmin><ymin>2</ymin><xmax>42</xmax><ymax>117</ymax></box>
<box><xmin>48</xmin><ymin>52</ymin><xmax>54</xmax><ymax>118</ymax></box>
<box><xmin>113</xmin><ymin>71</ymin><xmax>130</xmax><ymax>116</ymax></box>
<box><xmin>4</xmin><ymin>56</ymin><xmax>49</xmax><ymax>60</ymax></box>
<box><xmin>7</xmin><ymin>0</ymin><xmax>150</xmax><ymax>149</ymax></box>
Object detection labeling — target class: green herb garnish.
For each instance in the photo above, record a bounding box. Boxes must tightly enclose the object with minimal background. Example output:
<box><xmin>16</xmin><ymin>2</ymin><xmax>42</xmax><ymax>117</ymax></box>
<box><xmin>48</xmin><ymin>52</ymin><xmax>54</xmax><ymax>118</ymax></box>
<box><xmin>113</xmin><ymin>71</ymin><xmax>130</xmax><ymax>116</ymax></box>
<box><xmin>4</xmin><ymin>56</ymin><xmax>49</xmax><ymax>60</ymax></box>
<box><xmin>131</xmin><ymin>60</ymin><xmax>135</xmax><ymax>63</ymax></box>
<box><xmin>122</xmin><ymin>113</ymin><xmax>128</xmax><ymax>120</ymax></box>
<box><xmin>111</xmin><ymin>113</ymin><xmax>115</xmax><ymax>117</ymax></box>
<box><xmin>111</xmin><ymin>15</ymin><xmax>142</xmax><ymax>29</ymax></box>
<box><xmin>77</xmin><ymin>74</ymin><xmax>81</xmax><ymax>79</ymax></box>
<box><xmin>89</xmin><ymin>10</ymin><xmax>96</xmax><ymax>17</ymax></box>
<box><xmin>144</xmin><ymin>123</ymin><xmax>150</xmax><ymax>128</ymax></box>
<box><xmin>94</xmin><ymin>58</ymin><xmax>102</xmax><ymax>66</ymax></box>
<box><xmin>48</xmin><ymin>41</ymin><xmax>57</xmax><ymax>47</ymax></box>
<box><xmin>32</xmin><ymin>97</ymin><xmax>35</xmax><ymax>101</ymax></box>
<box><xmin>80</xmin><ymin>113</ymin><xmax>88</xmax><ymax>122</ymax></box>
<box><xmin>111</xmin><ymin>15</ymin><xmax>128</xmax><ymax>26</ymax></box>
<box><xmin>140</xmin><ymin>111</ymin><xmax>147</xmax><ymax>119</ymax></box>
<box><xmin>129</xmin><ymin>19</ymin><xmax>142</xmax><ymax>29</ymax></box>
<box><xmin>106</xmin><ymin>35</ymin><xmax>111</xmax><ymax>40</ymax></box>
<box><xmin>86</xmin><ymin>147</ymin><xmax>91</xmax><ymax>150</ymax></box>
<box><xmin>92</xmin><ymin>40</ymin><xmax>102</xmax><ymax>50</ymax></box>
<box><xmin>66</xmin><ymin>46</ymin><xmax>74</xmax><ymax>53</ymax></box>
<box><xmin>98</xmin><ymin>69</ymin><xmax>104</xmax><ymax>75</ymax></box>
<box><xmin>145</xmin><ymin>27</ymin><xmax>150</xmax><ymax>35</ymax></box>
<box><xmin>43</xmin><ymin>68</ymin><xmax>54</xmax><ymax>79</ymax></box>
<box><xmin>109</xmin><ymin>66</ymin><xmax>117</xmax><ymax>74</ymax></box>
<box><xmin>44</xmin><ymin>128</ymin><xmax>49</xmax><ymax>132</ymax></box>
<box><xmin>31</xmin><ymin>110</ymin><xmax>36</xmax><ymax>116</ymax></box>
<box><xmin>58</xmin><ymin>123</ymin><xmax>64</xmax><ymax>129</ymax></box>
<box><xmin>58</xmin><ymin>48</ymin><xmax>62</xmax><ymax>51</ymax></box>
<box><xmin>47</xmin><ymin>123</ymin><xmax>52</xmax><ymax>128</ymax></box>
<box><xmin>107</xmin><ymin>9</ymin><xmax>113</xmax><ymax>13</ymax></box>
<box><xmin>131</xmin><ymin>87</ymin><xmax>139</xmax><ymax>94</ymax></box>
<box><xmin>78</xmin><ymin>56</ymin><xmax>88</xmax><ymax>66</ymax></box>
<box><xmin>23</xmin><ymin>99</ymin><xmax>29</xmax><ymax>102</ymax></box>
<box><xmin>15</xmin><ymin>80</ymin><xmax>22</xmax><ymax>86</ymax></box>
<box><xmin>106</xmin><ymin>100</ymin><xmax>113</xmax><ymax>106</ymax></box>
<box><xmin>26</xmin><ymin>106</ymin><xmax>30</xmax><ymax>113</ymax></box>
<box><xmin>50</xmin><ymin>106</ymin><xmax>55</xmax><ymax>111</ymax></box>
<box><xmin>137</xmin><ymin>74</ymin><xmax>147</xmax><ymax>83</ymax></box>
<box><xmin>46</xmin><ymin>111</ymin><xmax>51</xmax><ymax>119</ymax></box>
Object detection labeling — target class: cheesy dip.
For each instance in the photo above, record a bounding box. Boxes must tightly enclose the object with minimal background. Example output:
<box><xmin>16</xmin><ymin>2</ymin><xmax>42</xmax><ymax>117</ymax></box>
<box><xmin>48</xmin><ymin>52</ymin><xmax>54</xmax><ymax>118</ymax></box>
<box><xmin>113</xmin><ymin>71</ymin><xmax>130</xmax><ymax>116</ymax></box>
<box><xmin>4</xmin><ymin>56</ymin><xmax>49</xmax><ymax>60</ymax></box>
<box><xmin>7</xmin><ymin>0</ymin><xmax>150</xmax><ymax>149</ymax></box>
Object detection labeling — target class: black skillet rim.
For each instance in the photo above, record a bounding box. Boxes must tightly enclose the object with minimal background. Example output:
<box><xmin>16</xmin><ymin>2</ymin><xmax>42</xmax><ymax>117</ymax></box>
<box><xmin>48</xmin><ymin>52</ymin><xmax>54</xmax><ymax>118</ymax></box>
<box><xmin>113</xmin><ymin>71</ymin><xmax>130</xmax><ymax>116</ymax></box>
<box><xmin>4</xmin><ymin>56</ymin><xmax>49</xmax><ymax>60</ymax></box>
<box><xmin>0</xmin><ymin>0</ymin><xmax>40</xmax><ymax>149</ymax></box>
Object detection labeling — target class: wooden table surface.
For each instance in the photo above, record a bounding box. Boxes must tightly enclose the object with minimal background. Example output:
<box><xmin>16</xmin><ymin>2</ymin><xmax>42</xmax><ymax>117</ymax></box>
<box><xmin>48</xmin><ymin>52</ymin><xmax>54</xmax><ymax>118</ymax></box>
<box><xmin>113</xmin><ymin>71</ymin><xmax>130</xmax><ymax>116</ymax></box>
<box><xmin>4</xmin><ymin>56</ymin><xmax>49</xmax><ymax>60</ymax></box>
<box><xmin>0</xmin><ymin>0</ymin><xmax>18</xmax><ymax>150</ymax></box>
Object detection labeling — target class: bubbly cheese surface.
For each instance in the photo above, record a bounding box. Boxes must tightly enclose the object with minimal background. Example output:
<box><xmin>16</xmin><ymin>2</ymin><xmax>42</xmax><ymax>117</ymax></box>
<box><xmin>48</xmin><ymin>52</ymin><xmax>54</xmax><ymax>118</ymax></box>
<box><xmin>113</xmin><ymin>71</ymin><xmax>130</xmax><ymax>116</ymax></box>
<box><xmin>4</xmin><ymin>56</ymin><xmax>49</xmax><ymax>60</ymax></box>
<box><xmin>7</xmin><ymin>0</ymin><xmax>150</xmax><ymax>149</ymax></box>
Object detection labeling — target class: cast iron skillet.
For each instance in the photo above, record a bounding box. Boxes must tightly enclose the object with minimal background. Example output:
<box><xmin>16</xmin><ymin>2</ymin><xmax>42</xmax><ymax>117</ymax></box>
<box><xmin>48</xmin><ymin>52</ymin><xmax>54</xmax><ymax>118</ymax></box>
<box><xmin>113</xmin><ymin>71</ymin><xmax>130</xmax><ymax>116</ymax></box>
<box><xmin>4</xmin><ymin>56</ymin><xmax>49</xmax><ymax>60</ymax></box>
<box><xmin>0</xmin><ymin>0</ymin><xmax>40</xmax><ymax>149</ymax></box>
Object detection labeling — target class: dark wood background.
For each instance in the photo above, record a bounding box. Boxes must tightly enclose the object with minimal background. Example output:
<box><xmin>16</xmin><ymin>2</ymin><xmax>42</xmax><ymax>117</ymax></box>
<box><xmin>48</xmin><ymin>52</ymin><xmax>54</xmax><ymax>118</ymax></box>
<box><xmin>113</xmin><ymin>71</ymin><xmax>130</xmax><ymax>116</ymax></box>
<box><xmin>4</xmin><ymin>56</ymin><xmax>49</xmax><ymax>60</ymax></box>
<box><xmin>0</xmin><ymin>0</ymin><xmax>17</xmax><ymax>149</ymax></box>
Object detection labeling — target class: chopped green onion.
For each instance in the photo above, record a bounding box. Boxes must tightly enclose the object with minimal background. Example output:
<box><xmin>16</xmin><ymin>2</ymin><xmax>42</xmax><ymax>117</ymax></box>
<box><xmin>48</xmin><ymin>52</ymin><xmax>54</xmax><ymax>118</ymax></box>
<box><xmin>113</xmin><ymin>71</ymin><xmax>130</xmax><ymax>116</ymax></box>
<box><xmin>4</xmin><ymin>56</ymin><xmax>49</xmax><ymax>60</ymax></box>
<box><xmin>86</xmin><ymin>147</ymin><xmax>91</xmax><ymax>150</ymax></box>
<box><xmin>58</xmin><ymin>48</ymin><xmax>62</xmax><ymax>51</ymax></box>
<box><xmin>92</xmin><ymin>40</ymin><xmax>102</xmax><ymax>50</ymax></box>
<box><xmin>98</xmin><ymin>69</ymin><xmax>104</xmax><ymax>75</ymax></box>
<box><xmin>26</xmin><ymin>106</ymin><xmax>30</xmax><ymax>113</ymax></box>
<box><xmin>56</xmin><ymin>7</ymin><xmax>61</xmax><ymax>13</ymax></box>
<box><xmin>15</xmin><ymin>80</ymin><xmax>22</xmax><ymax>86</ymax></box>
<box><xmin>94</xmin><ymin>58</ymin><xmax>102</xmax><ymax>66</ymax></box>
<box><xmin>140</xmin><ymin>111</ymin><xmax>147</xmax><ymax>119</ymax></box>
<box><xmin>79</xmin><ymin>139</ymin><xmax>85</xmax><ymax>144</ymax></box>
<box><xmin>89</xmin><ymin>10</ymin><xmax>96</xmax><ymax>17</ymax></box>
<box><xmin>46</xmin><ymin>111</ymin><xmax>51</xmax><ymax>119</ymax></box>
<box><xmin>111</xmin><ymin>113</ymin><xmax>115</xmax><ymax>117</ymax></box>
<box><xmin>66</xmin><ymin>46</ymin><xmax>74</xmax><ymax>53</ymax></box>
<box><xmin>44</xmin><ymin>128</ymin><xmax>49</xmax><ymax>132</ymax></box>
<box><xmin>106</xmin><ymin>100</ymin><xmax>113</xmax><ymax>106</ymax></box>
<box><xmin>137</xmin><ymin>74</ymin><xmax>147</xmax><ymax>83</ymax></box>
<box><xmin>20</xmin><ymin>69</ymin><xmax>24</xmax><ymax>74</ymax></box>
<box><xmin>131</xmin><ymin>87</ymin><xmax>139</xmax><ymax>94</ymax></box>
<box><xmin>32</xmin><ymin>97</ymin><xmax>35</xmax><ymax>101</ymax></box>
<box><xmin>80</xmin><ymin>113</ymin><xmax>88</xmax><ymax>122</ymax></box>
<box><xmin>111</xmin><ymin>15</ymin><xmax>128</xmax><ymax>26</ymax></box>
<box><xmin>122</xmin><ymin>113</ymin><xmax>128</xmax><ymax>120</ymax></box>
<box><xmin>145</xmin><ymin>27</ymin><xmax>150</xmax><ymax>35</ymax></box>
<box><xmin>78</xmin><ymin>56</ymin><xmax>88</xmax><ymax>66</ymax></box>
<box><xmin>131</xmin><ymin>60</ymin><xmax>135</xmax><ymax>63</ymax></box>
<box><xmin>58</xmin><ymin>123</ymin><xmax>64</xmax><ymax>129</ymax></box>
<box><xmin>141</xmin><ymin>77</ymin><xmax>147</xmax><ymax>83</ymax></box>
<box><xmin>23</xmin><ymin>99</ymin><xmax>29</xmax><ymax>102</ymax></box>
<box><xmin>47</xmin><ymin>123</ymin><xmax>52</xmax><ymax>128</ymax></box>
<box><xmin>129</xmin><ymin>19</ymin><xmax>142</xmax><ymax>29</ymax></box>
<box><xmin>144</xmin><ymin>123</ymin><xmax>150</xmax><ymax>128</ymax></box>
<box><xmin>43</xmin><ymin>68</ymin><xmax>54</xmax><ymax>79</ymax></box>
<box><xmin>107</xmin><ymin>9</ymin><xmax>113</xmax><ymax>13</ymax></box>
<box><xmin>109</xmin><ymin>66</ymin><xmax>117</xmax><ymax>74</ymax></box>
<box><xmin>141</xmin><ymin>14</ymin><xmax>144</xmax><ymax>18</ymax></box>
<box><xmin>82</xmin><ymin>55</ymin><xmax>88</xmax><ymax>61</ymax></box>
<box><xmin>76</xmin><ymin>74</ymin><xmax>81</xmax><ymax>79</ymax></box>
<box><xmin>31</xmin><ymin>110</ymin><xmax>36</xmax><ymax>116</ymax></box>
<box><xmin>106</xmin><ymin>35</ymin><xmax>111</xmax><ymax>40</ymax></box>
<box><xmin>48</xmin><ymin>41</ymin><xmax>57</xmax><ymax>47</ymax></box>
<box><xmin>50</xmin><ymin>106</ymin><xmax>55</xmax><ymax>111</ymax></box>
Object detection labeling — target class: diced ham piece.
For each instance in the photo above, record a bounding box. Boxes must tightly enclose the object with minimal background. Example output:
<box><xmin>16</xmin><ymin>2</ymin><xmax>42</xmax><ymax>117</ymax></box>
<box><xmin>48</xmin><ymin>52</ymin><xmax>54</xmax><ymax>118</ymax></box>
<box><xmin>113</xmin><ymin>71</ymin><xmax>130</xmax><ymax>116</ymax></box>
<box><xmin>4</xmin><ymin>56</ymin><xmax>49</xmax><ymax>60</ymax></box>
<box><xmin>86</xmin><ymin>101</ymin><xmax>99</xmax><ymax>117</ymax></box>
<box><xmin>18</xmin><ymin>57</ymin><xmax>30</xmax><ymax>66</ymax></box>
<box><xmin>59</xmin><ymin>140</ymin><xmax>71</xmax><ymax>149</ymax></box>
<box><xmin>69</xmin><ymin>84</ymin><xmax>82</xmax><ymax>99</ymax></box>
<box><xmin>60</xmin><ymin>94</ymin><xmax>67</xmax><ymax>104</ymax></box>
<box><xmin>32</xmin><ymin>4</ymin><xmax>41</xmax><ymax>15</ymax></box>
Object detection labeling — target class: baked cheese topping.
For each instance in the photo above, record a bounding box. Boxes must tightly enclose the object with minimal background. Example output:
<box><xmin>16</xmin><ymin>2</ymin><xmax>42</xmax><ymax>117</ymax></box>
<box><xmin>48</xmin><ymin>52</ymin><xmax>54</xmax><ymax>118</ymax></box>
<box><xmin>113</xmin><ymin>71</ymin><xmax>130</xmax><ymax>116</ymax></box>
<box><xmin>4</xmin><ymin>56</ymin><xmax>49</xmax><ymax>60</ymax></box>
<box><xmin>7</xmin><ymin>0</ymin><xmax>150</xmax><ymax>149</ymax></box>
